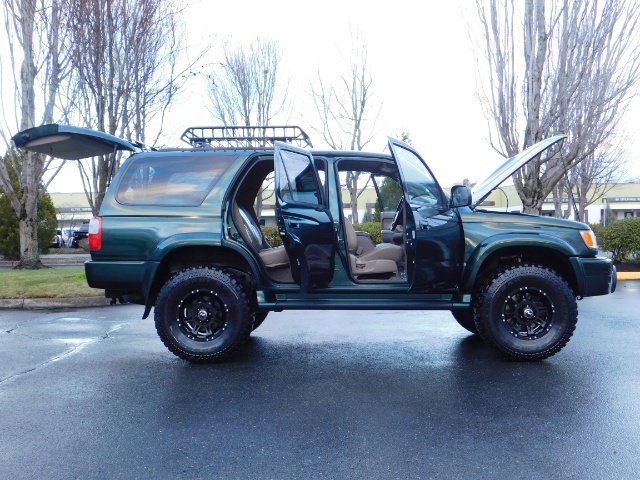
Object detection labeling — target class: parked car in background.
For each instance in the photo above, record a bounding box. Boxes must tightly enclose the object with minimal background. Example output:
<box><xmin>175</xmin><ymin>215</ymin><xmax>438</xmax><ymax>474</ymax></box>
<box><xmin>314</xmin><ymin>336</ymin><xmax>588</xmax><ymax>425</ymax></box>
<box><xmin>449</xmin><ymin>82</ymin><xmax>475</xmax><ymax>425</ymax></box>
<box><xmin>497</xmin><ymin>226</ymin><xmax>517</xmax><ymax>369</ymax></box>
<box><xmin>69</xmin><ymin>223</ymin><xmax>89</xmax><ymax>248</ymax></box>
<box><xmin>50</xmin><ymin>229</ymin><xmax>63</xmax><ymax>248</ymax></box>
<box><xmin>60</xmin><ymin>228</ymin><xmax>74</xmax><ymax>247</ymax></box>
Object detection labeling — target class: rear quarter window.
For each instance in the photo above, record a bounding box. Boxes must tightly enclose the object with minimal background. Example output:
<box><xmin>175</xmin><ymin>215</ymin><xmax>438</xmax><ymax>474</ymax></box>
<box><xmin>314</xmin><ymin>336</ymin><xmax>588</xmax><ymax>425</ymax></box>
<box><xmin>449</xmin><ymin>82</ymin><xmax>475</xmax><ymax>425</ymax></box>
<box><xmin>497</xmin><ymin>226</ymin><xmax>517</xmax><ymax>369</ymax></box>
<box><xmin>116</xmin><ymin>153</ymin><xmax>237</xmax><ymax>206</ymax></box>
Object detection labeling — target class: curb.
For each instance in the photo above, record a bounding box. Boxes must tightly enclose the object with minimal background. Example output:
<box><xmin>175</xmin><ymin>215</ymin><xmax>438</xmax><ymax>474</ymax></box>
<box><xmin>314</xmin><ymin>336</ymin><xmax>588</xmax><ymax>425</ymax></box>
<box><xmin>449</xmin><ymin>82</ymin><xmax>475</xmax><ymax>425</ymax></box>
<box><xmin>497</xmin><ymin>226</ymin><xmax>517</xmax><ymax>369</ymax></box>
<box><xmin>0</xmin><ymin>256</ymin><xmax>89</xmax><ymax>268</ymax></box>
<box><xmin>616</xmin><ymin>272</ymin><xmax>640</xmax><ymax>281</ymax></box>
<box><xmin>0</xmin><ymin>296</ymin><xmax>114</xmax><ymax>310</ymax></box>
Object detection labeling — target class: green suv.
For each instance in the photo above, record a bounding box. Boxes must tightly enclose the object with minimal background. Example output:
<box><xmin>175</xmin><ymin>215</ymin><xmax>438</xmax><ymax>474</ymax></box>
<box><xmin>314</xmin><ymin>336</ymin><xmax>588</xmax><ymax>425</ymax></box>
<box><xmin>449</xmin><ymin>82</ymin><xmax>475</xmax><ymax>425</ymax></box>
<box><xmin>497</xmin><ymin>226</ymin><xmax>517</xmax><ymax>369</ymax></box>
<box><xmin>13</xmin><ymin>124</ymin><xmax>616</xmax><ymax>362</ymax></box>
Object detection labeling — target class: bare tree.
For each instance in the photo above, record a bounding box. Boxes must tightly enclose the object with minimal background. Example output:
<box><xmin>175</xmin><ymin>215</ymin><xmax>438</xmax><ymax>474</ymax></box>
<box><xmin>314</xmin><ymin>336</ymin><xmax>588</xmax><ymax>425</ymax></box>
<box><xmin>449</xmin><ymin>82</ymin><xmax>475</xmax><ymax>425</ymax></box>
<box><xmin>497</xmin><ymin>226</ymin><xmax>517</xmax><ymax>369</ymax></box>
<box><xmin>555</xmin><ymin>140</ymin><xmax>628</xmax><ymax>222</ymax></box>
<box><xmin>0</xmin><ymin>0</ymin><xmax>72</xmax><ymax>268</ymax></box>
<box><xmin>309</xmin><ymin>30</ymin><xmax>381</xmax><ymax>222</ymax></box>
<box><xmin>473</xmin><ymin>0</ymin><xmax>640</xmax><ymax>214</ymax></box>
<box><xmin>66</xmin><ymin>0</ymin><xmax>189</xmax><ymax>214</ymax></box>
<box><xmin>206</xmin><ymin>37</ymin><xmax>286</xmax><ymax>220</ymax></box>
<box><xmin>206</xmin><ymin>37</ymin><xmax>287</xmax><ymax>129</ymax></box>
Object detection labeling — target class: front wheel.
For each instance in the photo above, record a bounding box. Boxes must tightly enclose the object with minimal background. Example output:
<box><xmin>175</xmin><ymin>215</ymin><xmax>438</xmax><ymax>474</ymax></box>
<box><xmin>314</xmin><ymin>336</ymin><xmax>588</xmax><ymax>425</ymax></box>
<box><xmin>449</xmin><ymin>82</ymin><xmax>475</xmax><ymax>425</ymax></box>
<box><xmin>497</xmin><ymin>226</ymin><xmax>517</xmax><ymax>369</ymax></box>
<box><xmin>474</xmin><ymin>264</ymin><xmax>578</xmax><ymax>361</ymax></box>
<box><xmin>154</xmin><ymin>267</ymin><xmax>253</xmax><ymax>362</ymax></box>
<box><xmin>252</xmin><ymin>311</ymin><xmax>268</xmax><ymax>331</ymax></box>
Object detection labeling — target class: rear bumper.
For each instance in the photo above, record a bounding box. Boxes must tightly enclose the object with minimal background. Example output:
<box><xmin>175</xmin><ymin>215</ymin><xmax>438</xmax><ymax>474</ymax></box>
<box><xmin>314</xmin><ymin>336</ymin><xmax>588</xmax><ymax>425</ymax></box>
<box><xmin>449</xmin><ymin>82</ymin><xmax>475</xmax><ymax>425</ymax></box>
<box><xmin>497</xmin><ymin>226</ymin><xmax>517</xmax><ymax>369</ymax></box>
<box><xmin>85</xmin><ymin>260</ymin><xmax>147</xmax><ymax>293</ymax></box>
<box><xmin>573</xmin><ymin>257</ymin><xmax>617</xmax><ymax>297</ymax></box>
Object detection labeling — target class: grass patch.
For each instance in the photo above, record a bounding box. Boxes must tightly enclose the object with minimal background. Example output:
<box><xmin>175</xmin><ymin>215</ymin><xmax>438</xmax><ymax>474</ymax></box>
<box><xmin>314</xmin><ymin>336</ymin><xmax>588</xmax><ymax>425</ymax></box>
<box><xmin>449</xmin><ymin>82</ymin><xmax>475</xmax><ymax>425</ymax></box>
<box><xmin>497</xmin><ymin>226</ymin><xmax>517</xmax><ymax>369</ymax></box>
<box><xmin>0</xmin><ymin>267</ymin><xmax>104</xmax><ymax>299</ymax></box>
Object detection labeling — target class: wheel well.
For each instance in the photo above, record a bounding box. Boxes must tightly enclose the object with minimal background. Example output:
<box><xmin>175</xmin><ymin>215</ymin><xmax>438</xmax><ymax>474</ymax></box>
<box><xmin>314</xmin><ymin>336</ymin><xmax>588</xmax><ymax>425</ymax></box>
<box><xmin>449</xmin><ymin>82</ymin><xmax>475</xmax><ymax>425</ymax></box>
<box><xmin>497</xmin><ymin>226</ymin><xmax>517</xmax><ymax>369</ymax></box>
<box><xmin>148</xmin><ymin>246</ymin><xmax>255</xmax><ymax>305</ymax></box>
<box><xmin>472</xmin><ymin>246</ymin><xmax>578</xmax><ymax>294</ymax></box>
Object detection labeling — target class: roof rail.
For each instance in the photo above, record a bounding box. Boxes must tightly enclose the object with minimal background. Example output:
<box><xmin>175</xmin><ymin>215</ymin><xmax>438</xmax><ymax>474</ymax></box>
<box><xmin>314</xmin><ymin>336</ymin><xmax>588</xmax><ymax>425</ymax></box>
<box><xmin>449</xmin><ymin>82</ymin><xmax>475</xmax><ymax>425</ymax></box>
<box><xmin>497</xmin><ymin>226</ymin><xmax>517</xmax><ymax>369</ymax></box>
<box><xmin>180</xmin><ymin>125</ymin><xmax>313</xmax><ymax>149</ymax></box>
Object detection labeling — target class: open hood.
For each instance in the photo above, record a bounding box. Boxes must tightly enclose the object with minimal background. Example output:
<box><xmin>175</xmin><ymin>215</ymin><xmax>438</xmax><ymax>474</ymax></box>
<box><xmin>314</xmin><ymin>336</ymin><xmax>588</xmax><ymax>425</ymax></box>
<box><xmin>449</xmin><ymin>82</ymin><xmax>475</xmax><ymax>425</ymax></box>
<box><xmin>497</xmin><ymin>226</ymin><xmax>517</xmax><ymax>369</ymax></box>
<box><xmin>471</xmin><ymin>135</ymin><xmax>566</xmax><ymax>208</ymax></box>
<box><xmin>11</xmin><ymin>124</ymin><xmax>140</xmax><ymax>160</ymax></box>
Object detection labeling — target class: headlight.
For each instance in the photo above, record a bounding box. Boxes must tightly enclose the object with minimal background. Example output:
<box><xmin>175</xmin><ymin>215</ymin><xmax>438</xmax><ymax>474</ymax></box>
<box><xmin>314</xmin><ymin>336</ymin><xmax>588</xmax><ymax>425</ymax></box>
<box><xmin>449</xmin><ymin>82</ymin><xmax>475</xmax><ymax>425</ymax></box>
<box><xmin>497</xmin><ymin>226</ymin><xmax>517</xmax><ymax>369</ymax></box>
<box><xmin>579</xmin><ymin>230</ymin><xmax>598</xmax><ymax>249</ymax></box>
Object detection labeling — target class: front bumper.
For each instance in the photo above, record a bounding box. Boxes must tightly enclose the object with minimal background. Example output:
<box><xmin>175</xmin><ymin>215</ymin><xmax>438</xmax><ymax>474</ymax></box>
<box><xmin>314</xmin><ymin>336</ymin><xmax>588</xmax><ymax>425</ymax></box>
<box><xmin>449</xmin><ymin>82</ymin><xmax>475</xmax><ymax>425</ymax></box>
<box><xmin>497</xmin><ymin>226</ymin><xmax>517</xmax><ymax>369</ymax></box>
<box><xmin>573</xmin><ymin>257</ymin><xmax>617</xmax><ymax>297</ymax></box>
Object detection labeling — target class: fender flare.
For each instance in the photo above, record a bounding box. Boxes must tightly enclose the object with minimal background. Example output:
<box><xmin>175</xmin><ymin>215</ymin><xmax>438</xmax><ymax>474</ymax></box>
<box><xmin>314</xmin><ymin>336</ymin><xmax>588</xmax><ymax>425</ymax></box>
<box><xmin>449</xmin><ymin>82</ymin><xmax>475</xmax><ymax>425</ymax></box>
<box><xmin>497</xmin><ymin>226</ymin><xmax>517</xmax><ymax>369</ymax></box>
<box><xmin>458</xmin><ymin>233</ymin><xmax>578</xmax><ymax>294</ymax></box>
<box><xmin>141</xmin><ymin>232</ymin><xmax>263</xmax><ymax>310</ymax></box>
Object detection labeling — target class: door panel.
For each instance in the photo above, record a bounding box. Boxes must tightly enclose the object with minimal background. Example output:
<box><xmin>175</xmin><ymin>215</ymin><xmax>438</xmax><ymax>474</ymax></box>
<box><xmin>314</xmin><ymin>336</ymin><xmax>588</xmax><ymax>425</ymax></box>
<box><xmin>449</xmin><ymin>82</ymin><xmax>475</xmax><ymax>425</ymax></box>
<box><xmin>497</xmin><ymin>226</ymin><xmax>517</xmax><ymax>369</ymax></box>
<box><xmin>274</xmin><ymin>142</ymin><xmax>336</xmax><ymax>290</ymax></box>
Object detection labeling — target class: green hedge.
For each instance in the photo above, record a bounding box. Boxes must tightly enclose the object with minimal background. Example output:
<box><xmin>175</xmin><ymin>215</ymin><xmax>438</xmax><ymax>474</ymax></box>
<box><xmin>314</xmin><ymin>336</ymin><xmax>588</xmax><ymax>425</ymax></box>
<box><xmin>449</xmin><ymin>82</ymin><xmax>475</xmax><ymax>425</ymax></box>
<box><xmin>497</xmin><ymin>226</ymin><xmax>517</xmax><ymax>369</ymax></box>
<box><xmin>594</xmin><ymin>218</ymin><xmax>640</xmax><ymax>262</ymax></box>
<box><xmin>353</xmin><ymin>221</ymin><xmax>382</xmax><ymax>244</ymax></box>
<box><xmin>261</xmin><ymin>222</ymin><xmax>384</xmax><ymax>247</ymax></box>
<box><xmin>261</xmin><ymin>226</ymin><xmax>282</xmax><ymax>247</ymax></box>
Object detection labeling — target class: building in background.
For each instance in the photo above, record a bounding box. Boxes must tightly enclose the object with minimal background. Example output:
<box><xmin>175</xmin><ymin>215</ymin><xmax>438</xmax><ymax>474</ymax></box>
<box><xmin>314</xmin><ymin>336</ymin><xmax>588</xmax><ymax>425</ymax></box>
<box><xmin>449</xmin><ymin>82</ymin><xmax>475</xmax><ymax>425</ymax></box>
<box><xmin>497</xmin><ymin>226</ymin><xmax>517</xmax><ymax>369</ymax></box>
<box><xmin>478</xmin><ymin>183</ymin><xmax>640</xmax><ymax>224</ymax></box>
<box><xmin>49</xmin><ymin>193</ymin><xmax>93</xmax><ymax>230</ymax></box>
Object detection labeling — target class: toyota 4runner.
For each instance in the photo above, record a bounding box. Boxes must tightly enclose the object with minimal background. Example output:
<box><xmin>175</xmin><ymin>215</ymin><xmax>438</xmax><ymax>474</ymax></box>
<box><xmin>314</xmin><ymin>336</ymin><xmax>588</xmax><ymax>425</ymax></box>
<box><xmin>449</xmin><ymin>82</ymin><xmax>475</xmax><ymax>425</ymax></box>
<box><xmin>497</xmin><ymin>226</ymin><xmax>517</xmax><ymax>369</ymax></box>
<box><xmin>13</xmin><ymin>124</ymin><xmax>617</xmax><ymax>362</ymax></box>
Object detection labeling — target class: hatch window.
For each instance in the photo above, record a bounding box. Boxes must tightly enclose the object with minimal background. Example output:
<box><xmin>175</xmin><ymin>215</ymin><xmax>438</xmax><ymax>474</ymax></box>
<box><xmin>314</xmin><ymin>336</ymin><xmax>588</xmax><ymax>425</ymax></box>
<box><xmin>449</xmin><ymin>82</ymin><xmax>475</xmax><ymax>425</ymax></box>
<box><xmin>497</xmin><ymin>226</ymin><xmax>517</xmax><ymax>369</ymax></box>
<box><xmin>116</xmin><ymin>154</ymin><xmax>237</xmax><ymax>206</ymax></box>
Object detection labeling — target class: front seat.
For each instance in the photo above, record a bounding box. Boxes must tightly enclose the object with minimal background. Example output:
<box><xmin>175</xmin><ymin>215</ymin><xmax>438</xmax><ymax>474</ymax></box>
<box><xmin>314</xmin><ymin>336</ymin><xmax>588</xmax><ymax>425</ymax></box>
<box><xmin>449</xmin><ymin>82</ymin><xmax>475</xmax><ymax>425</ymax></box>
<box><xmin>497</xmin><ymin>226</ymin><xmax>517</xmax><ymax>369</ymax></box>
<box><xmin>234</xmin><ymin>203</ymin><xmax>289</xmax><ymax>269</ymax></box>
<box><xmin>343</xmin><ymin>218</ymin><xmax>402</xmax><ymax>278</ymax></box>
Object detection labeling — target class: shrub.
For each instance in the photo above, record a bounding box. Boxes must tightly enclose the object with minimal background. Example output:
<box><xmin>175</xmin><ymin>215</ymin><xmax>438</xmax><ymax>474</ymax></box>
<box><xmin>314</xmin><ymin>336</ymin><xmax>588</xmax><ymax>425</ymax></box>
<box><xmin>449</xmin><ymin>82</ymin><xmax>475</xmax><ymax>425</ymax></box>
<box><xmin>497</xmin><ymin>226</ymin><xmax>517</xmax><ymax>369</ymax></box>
<box><xmin>589</xmin><ymin>222</ymin><xmax>605</xmax><ymax>249</ymax></box>
<box><xmin>261</xmin><ymin>222</ymin><xmax>384</xmax><ymax>248</ymax></box>
<box><xmin>0</xmin><ymin>187</ymin><xmax>57</xmax><ymax>260</ymax></box>
<box><xmin>598</xmin><ymin>218</ymin><xmax>640</xmax><ymax>262</ymax></box>
<box><xmin>261</xmin><ymin>225</ymin><xmax>282</xmax><ymax>247</ymax></box>
<box><xmin>353</xmin><ymin>221</ymin><xmax>382</xmax><ymax>244</ymax></box>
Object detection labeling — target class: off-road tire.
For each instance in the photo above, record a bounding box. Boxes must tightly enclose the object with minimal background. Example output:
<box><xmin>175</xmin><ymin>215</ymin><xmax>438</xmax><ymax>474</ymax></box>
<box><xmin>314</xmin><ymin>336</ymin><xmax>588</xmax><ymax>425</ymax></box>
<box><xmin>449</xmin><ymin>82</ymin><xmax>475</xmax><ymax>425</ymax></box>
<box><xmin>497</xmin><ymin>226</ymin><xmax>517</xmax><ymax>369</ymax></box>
<box><xmin>154</xmin><ymin>267</ymin><xmax>253</xmax><ymax>363</ymax></box>
<box><xmin>451</xmin><ymin>310</ymin><xmax>478</xmax><ymax>334</ymax></box>
<box><xmin>473</xmin><ymin>264</ymin><xmax>578</xmax><ymax>361</ymax></box>
<box><xmin>252</xmin><ymin>311</ymin><xmax>268</xmax><ymax>331</ymax></box>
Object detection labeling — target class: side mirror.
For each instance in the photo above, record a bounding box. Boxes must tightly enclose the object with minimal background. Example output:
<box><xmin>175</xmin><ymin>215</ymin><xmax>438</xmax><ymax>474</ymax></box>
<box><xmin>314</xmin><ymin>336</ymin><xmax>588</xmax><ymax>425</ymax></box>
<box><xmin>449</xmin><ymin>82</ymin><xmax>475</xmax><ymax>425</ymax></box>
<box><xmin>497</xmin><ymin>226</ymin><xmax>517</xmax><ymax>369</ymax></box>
<box><xmin>450</xmin><ymin>185</ymin><xmax>472</xmax><ymax>208</ymax></box>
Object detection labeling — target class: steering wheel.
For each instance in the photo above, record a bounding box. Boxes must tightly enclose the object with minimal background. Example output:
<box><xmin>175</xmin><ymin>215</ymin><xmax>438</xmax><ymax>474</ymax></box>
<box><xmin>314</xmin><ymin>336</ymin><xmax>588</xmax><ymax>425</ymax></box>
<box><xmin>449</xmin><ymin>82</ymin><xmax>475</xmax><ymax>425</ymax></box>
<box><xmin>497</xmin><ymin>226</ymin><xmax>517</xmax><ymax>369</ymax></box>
<box><xmin>390</xmin><ymin>196</ymin><xmax>405</xmax><ymax>231</ymax></box>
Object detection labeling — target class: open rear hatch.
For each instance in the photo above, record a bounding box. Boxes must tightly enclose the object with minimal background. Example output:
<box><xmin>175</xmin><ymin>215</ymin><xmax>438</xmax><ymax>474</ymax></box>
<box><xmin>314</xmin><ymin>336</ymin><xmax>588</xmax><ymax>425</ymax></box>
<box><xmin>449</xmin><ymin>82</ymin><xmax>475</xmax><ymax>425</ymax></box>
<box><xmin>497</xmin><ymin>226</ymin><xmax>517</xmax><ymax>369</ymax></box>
<box><xmin>12</xmin><ymin>124</ymin><xmax>140</xmax><ymax>160</ymax></box>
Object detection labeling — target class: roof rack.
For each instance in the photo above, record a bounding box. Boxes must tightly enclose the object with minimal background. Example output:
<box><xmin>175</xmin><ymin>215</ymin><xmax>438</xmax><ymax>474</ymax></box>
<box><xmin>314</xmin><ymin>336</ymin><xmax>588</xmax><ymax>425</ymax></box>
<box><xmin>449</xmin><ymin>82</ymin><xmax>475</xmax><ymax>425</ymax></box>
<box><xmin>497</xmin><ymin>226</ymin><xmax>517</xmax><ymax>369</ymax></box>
<box><xmin>180</xmin><ymin>125</ymin><xmax>313</xmax><ymax>149</ymax></box>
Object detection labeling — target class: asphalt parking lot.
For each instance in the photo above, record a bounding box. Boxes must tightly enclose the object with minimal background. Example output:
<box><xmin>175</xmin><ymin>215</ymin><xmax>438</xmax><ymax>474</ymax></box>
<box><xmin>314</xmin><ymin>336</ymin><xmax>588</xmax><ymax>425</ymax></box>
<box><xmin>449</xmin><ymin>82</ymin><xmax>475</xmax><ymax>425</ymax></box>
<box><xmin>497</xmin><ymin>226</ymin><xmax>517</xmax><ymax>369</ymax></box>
<box><xmin>1</xmin><ymin>282</ymin><xmax>639</xmax><ymax>479</ymax></box>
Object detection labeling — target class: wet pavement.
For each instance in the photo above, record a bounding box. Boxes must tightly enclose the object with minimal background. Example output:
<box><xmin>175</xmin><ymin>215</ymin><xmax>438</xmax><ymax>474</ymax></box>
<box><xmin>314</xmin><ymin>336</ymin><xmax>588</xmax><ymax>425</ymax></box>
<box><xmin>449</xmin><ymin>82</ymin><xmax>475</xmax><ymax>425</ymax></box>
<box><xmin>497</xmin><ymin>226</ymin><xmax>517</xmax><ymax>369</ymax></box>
<box><xmin>1</xmin><ymin>282</ymin><xmax>639</xmax><ymax>479</ymax></box>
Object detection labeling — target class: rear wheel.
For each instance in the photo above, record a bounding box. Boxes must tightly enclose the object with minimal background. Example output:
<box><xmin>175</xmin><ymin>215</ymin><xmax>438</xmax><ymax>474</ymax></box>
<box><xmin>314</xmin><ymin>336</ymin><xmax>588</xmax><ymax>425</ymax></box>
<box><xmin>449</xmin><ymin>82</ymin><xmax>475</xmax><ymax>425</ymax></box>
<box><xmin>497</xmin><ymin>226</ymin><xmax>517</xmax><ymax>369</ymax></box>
<box><xmin>474</xmin><ymin>264</ymin><xmax>577</xmax><ymax>361</ymax></box>
<box><xmin>451</xmin><ymin>310</ymin><xmax>478</xmax><ymax>334</ymax></box>
<box><xmin>154</xmin><ymin>267</ymin><xmax>253</xmax><ymax>362</ymax></box>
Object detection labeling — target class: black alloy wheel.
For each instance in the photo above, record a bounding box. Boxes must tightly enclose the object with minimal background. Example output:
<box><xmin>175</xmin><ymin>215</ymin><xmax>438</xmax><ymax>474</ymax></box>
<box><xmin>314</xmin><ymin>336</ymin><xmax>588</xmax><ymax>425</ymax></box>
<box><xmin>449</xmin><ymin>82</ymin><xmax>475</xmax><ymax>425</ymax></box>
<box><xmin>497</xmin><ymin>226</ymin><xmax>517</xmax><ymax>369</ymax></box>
<box><xmin>155</xmin><ymin>267</ymin><xmax>252</xmax><ymax>362</ymax></box>
<box><xmin>474</xmin><ymin>264</ymin><xmax>578</xmax><ymax>361</ymax></box>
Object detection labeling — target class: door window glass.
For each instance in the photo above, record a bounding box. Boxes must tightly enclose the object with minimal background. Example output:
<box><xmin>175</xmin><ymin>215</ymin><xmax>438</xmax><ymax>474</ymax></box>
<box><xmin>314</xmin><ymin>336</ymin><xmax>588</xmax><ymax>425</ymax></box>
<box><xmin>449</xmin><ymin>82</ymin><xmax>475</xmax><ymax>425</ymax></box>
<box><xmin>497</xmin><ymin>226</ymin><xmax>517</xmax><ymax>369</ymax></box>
<box><xmin>393</xmin><ymin>145</ymin><xmax>446</xmax><ymax>209</ymax></box>
<box><xmin>276</xmin><ymin>149</ymin><xmax>322</xmax><ymax>205</ymax></box>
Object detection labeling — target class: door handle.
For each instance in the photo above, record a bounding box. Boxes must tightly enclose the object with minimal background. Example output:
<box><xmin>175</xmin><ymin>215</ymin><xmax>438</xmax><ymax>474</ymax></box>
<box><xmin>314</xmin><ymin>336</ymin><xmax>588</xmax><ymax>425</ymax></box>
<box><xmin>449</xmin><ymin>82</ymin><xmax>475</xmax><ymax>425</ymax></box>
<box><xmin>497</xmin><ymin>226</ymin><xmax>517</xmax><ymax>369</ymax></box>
<box><xmin>289</xmin><ymin>222</ymin><xmax>300</xmax><ymax>228</ymax></box>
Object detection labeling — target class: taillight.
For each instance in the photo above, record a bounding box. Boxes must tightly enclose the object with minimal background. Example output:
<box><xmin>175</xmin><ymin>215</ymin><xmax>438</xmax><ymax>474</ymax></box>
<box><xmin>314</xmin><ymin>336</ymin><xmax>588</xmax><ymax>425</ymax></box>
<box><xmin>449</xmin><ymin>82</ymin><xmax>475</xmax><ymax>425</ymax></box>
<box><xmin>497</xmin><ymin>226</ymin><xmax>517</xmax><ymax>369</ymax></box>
<box><xmin>88</xmin><ymin>217</ymin><xmax>102</xmax><ymax>251</ymax></box>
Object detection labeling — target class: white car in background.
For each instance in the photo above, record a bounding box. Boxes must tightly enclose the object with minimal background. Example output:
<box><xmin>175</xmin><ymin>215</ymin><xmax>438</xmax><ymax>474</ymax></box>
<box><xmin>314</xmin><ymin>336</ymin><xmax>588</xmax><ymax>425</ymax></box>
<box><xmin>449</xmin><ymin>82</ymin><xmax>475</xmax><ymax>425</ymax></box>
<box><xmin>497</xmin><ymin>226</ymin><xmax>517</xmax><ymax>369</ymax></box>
<box><xmin>60</xmin><ymin>228</ymin><xmax>74</xmax><ymax>247</ymax></box>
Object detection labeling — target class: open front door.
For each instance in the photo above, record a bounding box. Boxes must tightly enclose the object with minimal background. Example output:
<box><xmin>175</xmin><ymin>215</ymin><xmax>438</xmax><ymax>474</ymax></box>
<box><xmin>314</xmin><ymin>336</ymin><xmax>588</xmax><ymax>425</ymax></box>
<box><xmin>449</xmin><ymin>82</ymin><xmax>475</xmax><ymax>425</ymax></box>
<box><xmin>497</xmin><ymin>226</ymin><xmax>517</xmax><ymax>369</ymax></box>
<box><xmin>273</xmin><ymin>142</ymin><xmax>335</xmax><ymax>292</ymax></box>
<box><xmin>388</xmin><ymin>138</ymin><xmax>464</xmax><ymax>291</ymax></box>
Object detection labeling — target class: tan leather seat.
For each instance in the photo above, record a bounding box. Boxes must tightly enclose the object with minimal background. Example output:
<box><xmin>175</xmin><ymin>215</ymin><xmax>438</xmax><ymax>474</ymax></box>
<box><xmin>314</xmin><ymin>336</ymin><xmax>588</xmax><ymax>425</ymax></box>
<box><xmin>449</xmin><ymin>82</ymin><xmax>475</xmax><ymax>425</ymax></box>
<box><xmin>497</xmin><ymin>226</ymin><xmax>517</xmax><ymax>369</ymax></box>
<box><xmin>343</xmin><ymin>218</ymin><xmax>402</xmax><ymax>277</ymax></box>
<box><xmin>235</xmin><ymin>204</ymin><xmax>289</xmax><ymax>269</ymax></box>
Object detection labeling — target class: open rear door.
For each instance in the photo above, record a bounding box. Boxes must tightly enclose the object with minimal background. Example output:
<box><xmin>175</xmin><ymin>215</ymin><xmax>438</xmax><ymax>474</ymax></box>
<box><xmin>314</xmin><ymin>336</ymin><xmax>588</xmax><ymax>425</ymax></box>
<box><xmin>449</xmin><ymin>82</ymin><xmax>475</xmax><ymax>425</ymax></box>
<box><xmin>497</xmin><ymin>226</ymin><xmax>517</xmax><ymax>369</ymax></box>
<box><xmin>12</xmin><ymin>124</ymin><xmax>139</xmax><ymax>160</ymax></box>
<box><xmin>273</xmin><ymin>142</ymin><xmax>335</xmax><ymax>292</ymax></box>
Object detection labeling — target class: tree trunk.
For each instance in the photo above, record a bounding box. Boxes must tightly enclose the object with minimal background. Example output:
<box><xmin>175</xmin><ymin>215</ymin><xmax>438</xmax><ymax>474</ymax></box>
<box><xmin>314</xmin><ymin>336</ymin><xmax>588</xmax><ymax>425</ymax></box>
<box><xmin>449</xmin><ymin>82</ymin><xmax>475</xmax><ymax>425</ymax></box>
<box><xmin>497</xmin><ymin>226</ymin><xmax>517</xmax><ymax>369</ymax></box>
<box><xmin>16</xmin><ymin>217</ymin><xmax>43</xmax><ymax>269</ymax></box>
<box><xmin>15</xmin><ymin>151</ymin><xmax>43</xmax><ymax>269</ymax></box>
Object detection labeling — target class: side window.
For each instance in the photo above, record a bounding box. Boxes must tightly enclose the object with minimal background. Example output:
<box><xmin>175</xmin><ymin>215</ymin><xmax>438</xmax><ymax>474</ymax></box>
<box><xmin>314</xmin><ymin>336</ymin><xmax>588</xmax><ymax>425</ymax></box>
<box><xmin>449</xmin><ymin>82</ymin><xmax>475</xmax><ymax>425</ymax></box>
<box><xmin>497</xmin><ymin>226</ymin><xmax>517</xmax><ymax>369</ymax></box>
<box><xmin>116</xmin><ymin>153</ymin><xmax>237</xmax><ymax>206</ymax></box>
<box><xmin>276</xmin><ymin>149</ymin><xmax>322</xmax><ymax>205</ymax></box>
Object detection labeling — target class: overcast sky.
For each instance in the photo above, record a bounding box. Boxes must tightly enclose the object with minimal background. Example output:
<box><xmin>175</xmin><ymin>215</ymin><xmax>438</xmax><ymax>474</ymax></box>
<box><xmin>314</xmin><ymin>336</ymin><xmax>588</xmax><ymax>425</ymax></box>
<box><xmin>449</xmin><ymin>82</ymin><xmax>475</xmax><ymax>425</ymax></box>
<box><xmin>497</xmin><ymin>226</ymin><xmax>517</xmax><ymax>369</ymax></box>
<box><xmin>37</xmin><ymin>0</ymin><xmax>640</xmax><ymax>192</ymax></box>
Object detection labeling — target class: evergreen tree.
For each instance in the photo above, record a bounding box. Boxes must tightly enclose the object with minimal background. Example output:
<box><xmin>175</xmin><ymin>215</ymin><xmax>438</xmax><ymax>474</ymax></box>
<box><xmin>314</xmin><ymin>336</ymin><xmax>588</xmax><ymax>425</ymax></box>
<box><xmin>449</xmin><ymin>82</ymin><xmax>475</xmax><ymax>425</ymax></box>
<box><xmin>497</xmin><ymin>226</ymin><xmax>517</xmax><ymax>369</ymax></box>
<box><xmin>0</xmin><ymin>152</ymin><xmax>57</xmax><ymax>260</ymax></box>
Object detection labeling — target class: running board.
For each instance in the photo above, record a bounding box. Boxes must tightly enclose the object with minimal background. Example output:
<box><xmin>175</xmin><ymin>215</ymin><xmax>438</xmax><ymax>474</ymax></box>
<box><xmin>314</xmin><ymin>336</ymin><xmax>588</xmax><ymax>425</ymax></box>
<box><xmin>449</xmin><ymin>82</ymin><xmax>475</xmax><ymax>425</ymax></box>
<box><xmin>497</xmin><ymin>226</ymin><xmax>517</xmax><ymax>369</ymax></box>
<box><xmin>260</xmin><ymin>299</ymin><xmax>457</xmax><ymax>311</ymax></box>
